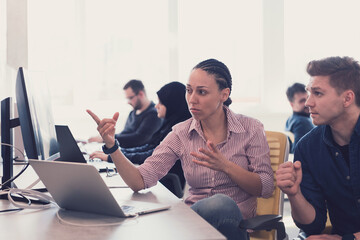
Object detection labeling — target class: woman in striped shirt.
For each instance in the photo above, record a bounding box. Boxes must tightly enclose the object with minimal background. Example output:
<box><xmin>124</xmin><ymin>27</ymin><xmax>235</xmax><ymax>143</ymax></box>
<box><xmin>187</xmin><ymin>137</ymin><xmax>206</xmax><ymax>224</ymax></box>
<box><xmin>88</xmin><ymin>59</ymin><xmax>274</xmax><ymax>240</ymax></box>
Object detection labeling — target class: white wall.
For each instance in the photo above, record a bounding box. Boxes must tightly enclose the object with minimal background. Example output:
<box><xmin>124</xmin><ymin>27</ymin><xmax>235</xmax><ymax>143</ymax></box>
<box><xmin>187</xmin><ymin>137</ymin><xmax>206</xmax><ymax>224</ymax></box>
<box><xmin>1</xmin><ymin>0</ymin><xmax>28</xmax><ymax>104</ymax></box>
<box><xmin>6</xmin><ymin>0</ymin><xmax>360</xmax><ymax>140</ymax></box>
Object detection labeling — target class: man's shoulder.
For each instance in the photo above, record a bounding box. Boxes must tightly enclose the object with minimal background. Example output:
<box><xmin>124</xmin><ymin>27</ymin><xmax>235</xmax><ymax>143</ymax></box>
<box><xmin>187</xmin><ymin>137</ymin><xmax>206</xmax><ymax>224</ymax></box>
<box><xmin>285</xmin><ymin>114</ymin><xmax>297</xmax><ymax>127</ymax></box>
<box><xmin>297</xmin><ymin>125</ymin><xmax>323</xmax><ymax>146</ymax></box>
<box><xmin>287</xmin><ymin>113</ymin><xmax>314</xmax><ymax>129</ymax></box>
<box><xmin>143</xmin><ymin>101</ymin><xmax>158</xmax><ymax>114</ymax></box>
<box><xmin>289</xmin><ymin>113</ymin><xmax>312</xmax><ymax>124</ymax></box>
<box><xmin>294</xmin><ymin>126</ymin><xmax>325</xmax><ymax>167</ymax></box>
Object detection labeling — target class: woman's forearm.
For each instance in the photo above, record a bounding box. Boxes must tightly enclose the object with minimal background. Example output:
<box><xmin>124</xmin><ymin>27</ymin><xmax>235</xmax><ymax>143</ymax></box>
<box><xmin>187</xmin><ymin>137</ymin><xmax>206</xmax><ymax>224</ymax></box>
<box><xmin>110</xmin><ymin>149</ymin><xmax>145</xmax><ymax>191</ymax></box>
<box><xmin>224</xmin><ymin>162</ymin><xmax>262</xmax><ymax>196</ymax></box>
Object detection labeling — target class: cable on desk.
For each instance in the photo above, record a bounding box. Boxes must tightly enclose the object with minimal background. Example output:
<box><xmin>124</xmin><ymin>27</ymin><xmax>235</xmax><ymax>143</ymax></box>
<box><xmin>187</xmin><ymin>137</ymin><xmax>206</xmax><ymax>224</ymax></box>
<box><xmin>0</xmin><ymin>143</ymin><xmax>29</xmax><ymax>190</ymax></box>
<box><xmin>7</xmin><ymin>188</ymin><xmax>56</xmax><ymax>209</ymax></box>
<box><xmin>0</xmin><ymin>189</ymin><xmax>25</xmax><ymax>213</ymax></box>
<box><xmin>0</xmin><ymin>162</ymin><xmax>29</xmax><ymax>190</ymax></box>
<box><xmin>0</xmin><ymin>207</ymin><xmax>24</xmax><ymax>213</ymax></box>
<box><xmin>0</xmin><ymin>189</ymin><xmax>23</xmax><ymax>213</ymax></box>
<box><xmin>1</xmin><ymin>142</ymin><xmax>26</xmax><ymax>162</ymax></box>
<box><xmin>0</xmin><ymin>187</ymin><xmax>54</xmax><ymax>213</ymax></box>
<box><xmin>0</xmin><ymin>169</ymin><xmax>53</xmax><ymax>213</ymax></box>
<box><xmin>0</xmin><ymin>143</ymin><xmax>53</xmax><ymax>212</ymax></box>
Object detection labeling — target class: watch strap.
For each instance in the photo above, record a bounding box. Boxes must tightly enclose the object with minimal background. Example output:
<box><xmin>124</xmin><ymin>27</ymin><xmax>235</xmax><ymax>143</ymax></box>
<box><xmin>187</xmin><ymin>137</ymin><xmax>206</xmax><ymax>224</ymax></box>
<box><xmin>102</xmin><ymin>139</ymin><xmax>119</xmax><ymax>154</ymax></box>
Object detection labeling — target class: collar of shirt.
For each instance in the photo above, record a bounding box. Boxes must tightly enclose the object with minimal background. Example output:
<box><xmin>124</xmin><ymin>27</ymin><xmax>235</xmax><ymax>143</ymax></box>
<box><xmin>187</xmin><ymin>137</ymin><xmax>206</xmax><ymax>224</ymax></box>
<box><xmin>322</xmin><ymin>115</ymin><xmax>360</xmax><ymax>147</ymax></box>
<box><xmin>293</xmin><ymin>111</ymin><xmax>311</xmax><ymax>118</ymax></box>
<box><xmin>187</xmin><ymin>106</ymin><xmax>247</xmax><ymax>142</ymax></box>
<box><xmin>353</xmin><ymin>115</ymin><xmax>360</xmax><ymax>136</ymax></box>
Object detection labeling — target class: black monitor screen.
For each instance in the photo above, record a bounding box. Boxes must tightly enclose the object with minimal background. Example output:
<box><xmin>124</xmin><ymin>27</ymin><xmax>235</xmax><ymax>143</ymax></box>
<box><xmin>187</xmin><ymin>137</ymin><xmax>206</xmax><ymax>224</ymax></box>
<box><xmin>15</xmin><ymin>67</ymin><xmax>60</xmax><ymax>160</ymax></box>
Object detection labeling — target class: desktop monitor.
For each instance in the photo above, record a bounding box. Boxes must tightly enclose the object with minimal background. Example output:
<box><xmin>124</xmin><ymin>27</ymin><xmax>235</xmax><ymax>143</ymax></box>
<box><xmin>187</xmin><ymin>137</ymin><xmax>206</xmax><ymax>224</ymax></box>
<box><xmin>15</xmin><ymin>67</ymin><xmax>60</xmax><ymax>161</ymax></box>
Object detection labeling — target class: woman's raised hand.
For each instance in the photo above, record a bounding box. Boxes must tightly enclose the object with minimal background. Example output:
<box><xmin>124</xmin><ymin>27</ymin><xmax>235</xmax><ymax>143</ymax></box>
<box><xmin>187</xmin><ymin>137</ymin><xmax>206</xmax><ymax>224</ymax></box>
<box><xmin>87</xmin><ymin>109</ymin><xmax>119</xmax><ymax>148</ymax></box>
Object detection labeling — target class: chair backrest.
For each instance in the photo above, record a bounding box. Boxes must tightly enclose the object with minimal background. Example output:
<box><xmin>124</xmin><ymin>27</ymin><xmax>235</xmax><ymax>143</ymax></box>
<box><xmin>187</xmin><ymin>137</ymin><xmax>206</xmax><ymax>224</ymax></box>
<box><xmin>250</xmin><ymin>131</ymin><xmax>289</xmax><ymax>240</ymax></box>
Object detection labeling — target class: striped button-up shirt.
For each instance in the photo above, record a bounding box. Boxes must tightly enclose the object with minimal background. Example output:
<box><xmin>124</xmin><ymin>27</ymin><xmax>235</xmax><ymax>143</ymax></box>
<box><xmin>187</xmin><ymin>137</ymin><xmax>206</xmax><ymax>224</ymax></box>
<box><xmin>138</xmin><ymin>106</ymin><xmax>274</xmax><ymax>219</ymax></box>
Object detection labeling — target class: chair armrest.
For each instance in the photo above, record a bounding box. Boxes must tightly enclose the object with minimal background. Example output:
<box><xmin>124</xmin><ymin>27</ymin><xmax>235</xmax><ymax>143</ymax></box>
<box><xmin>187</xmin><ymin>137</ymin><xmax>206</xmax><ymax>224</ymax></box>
<box><xmin>239</xmin><ymin>215</ymin><xmax>287</xmax><ymax>240</ymax></box>
<box><xmin>159</xmin><ymin>173</ymin><xmax>184</xmax><ymax>198</ymax></box>
<box><xmin>239</xmin><ymin>214</ymin><xmax>282</xmax><ymax>230</ymax></box>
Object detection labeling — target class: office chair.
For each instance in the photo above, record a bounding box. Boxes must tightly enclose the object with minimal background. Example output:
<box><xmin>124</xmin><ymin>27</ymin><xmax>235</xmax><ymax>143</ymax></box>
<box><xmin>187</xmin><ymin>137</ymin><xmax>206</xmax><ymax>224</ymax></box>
<box><xmin>160</xmin><ymin>173</ymin><xmax>184</xmax><ymax>198</ymax></box>
<box><xmin>239</xmin><ymin>131</ymin><xmax>290</xmax><ymax>240</ymax></box>
<box><xmin>160</xmin><ymin>161</ymin><xmax>186</xmax><ymax>198</ymax></box>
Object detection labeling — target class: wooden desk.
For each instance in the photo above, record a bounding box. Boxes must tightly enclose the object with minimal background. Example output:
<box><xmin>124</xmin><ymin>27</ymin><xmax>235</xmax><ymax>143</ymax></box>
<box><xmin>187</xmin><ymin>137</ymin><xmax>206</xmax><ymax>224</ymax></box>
<box><xmin>0</xmin><ymin>165</ymin><xmax>225</xmax><ymax>240</ymax></box>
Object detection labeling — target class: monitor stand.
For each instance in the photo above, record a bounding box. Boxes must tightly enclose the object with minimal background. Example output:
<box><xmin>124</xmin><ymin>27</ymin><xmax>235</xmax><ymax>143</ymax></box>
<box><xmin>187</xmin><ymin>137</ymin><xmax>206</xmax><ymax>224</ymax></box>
<box><xmin>1</xmin><ymin>97</ymin><xmax>47</xmax><ymax>200</ymax></box>
<box><xmin>1</xmin><ymin>98</ymin><xmax>19</xmax><ymax>199</ymax></box>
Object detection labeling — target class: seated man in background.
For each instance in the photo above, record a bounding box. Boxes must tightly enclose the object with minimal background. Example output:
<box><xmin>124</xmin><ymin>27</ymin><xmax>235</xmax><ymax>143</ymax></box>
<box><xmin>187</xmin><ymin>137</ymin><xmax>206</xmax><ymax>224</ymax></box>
<box><xmin>277</xmin><ymin>56</ymin><xmax>360</xmax><ymax>239</ymax></box>
<box><xmin>285</xmin><ymin>82</ymin><xmax>315</xmax><ymax>153</ymax></box>
<box><xmin>88</xmin><ymin>79</ymin><xmax>163</xmax><ymax>148</ymax></box>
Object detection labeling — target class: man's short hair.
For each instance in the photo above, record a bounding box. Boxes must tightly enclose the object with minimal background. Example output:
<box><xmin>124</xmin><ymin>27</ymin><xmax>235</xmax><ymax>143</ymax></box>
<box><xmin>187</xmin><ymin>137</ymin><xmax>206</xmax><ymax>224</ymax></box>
<box><xmin>307</xmin><ymin>56</ymin><xmax>360</xmax><ymax>106</ymax></box>
<box><xmin>286</xmin><ymin>83</ymin><xmax>307</xmax><ymax>102</ymax></box>
<box><xmin>123</xmin><ymin>79</ymin><xmax>145</xmax><ymax>95</ymax></box>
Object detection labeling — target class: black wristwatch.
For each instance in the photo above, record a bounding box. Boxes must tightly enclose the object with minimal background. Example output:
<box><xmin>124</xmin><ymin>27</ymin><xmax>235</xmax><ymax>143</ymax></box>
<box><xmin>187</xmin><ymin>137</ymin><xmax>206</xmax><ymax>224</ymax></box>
<box><xmin>342</xmin><ymin>234</ymin><xmax>356</xmax><ymax>240</ymax></box>
<box><xmin>102</xmin><ymin>139</ymin><xmax>120</xmax><ymax>154</ymax></box>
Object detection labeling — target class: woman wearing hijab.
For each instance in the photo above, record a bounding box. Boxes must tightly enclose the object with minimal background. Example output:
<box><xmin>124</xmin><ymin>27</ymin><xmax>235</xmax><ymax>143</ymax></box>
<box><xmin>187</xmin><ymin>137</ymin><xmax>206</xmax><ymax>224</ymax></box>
<box><xmin>121</xmin><ymin>81</ymin><xmax>191</xmax><ymax>164</ymax></box>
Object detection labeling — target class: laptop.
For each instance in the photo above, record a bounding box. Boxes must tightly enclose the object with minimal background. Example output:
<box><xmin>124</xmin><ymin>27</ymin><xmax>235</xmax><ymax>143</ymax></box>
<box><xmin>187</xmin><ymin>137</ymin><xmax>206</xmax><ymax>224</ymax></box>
<box><xmin>55</xmin><ymin>125</ymin><xmax>115</xmax><ymax>172</ymax></box>
<box><xmin>29</xmin><ymin>160</ymin><xmax>171</xmax><ymax>217</ymax></box>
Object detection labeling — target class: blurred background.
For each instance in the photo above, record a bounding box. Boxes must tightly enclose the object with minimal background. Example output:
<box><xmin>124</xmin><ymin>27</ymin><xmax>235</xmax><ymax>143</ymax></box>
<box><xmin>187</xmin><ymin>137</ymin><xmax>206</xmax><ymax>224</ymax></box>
<box><xmin>2</xmin><ymin>0</ymin><xmax>360</xmax><ymax>139</ymax></box>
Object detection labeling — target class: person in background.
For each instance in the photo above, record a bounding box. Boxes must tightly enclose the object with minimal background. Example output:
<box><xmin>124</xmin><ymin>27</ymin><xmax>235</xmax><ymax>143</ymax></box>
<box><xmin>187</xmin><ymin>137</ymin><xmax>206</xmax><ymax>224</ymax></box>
<box><xmin>285</xmin><ymin>82</ymin><xmax>315</xmax><ymax>153</ymax></box>
<box><xmin>121</xmin><ymin>81</ymin><xmax>191</xmax><ymax>164</ymax></box>
<box><xmin>276</xmin><ymin>56</ymin><xmax>360</xmax><ymax>239</ymax></box>
<box><xmin>90</xmin><ymin>81</ymin><xmax>191</xmax><ymax>196</ymax></box>
<box><xmin>88</xmin><ymin>79</ymin><xmax>163</xmax><ymax>148</ymax></box>
<box><xmin>87</xmin><ymin>58</ymin><xmax>274</xmax><ymax>240</ymax></box>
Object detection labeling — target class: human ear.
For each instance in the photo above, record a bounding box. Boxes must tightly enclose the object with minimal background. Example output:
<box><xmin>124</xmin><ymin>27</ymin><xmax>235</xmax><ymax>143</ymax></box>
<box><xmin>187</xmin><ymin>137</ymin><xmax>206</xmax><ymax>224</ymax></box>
<box><xmin>343</xmin><ymin>90</ymin><xmax>355</xmax><ymax>107</ymax></box>
<box><xmin>221</xmin><ymin>88</ymin><xmax>230</xmax><ymax>103</ymax></box>
<box><xmin>138</xmin><ymin>90</ymin><xmax>145</xmax><ymax>98</ymax></box>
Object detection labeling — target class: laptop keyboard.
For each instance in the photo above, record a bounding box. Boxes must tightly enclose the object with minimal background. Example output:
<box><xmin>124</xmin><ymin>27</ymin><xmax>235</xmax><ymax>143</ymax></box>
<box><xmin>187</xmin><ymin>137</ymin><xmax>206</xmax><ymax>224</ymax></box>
<box><xmin>121</xmin><ymin>205</ymin><xmax>135</xmax><ymax>212</ymax></box>
<box><xmin>120</xmin><ymin>204</ymin><xmax>151</xmax><ymax>215</ymax></box>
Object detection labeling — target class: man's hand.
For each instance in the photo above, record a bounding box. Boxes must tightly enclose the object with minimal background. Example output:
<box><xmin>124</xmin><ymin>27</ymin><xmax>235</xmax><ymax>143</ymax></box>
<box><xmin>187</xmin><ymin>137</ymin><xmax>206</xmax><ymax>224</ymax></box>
<box><xmin>277</xmin><ymin>161</ymin><xmax>318</xmax><ymax>225</ymax></box>
<box><xmin>276</xmin><ymin>161</ymin><xmax>302</xmax><ymax>197</ymax></box>
<box><xmin>89</xmin><ymin>151</ymin><xmax>109</xmax><ymax>161</ymax></box>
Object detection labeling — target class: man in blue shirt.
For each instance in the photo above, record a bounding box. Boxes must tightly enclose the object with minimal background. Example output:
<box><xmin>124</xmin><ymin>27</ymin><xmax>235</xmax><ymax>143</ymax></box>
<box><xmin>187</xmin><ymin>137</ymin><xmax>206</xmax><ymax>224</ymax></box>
<box><xmin>277</xmin><ymin>56</ymin><xmax>360</xmax><ymax>240</ymax></box>
<box><xmin>285</xmin><ymin>83</ymin><xmax>315</xmax><ymax>153</ymax></box>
